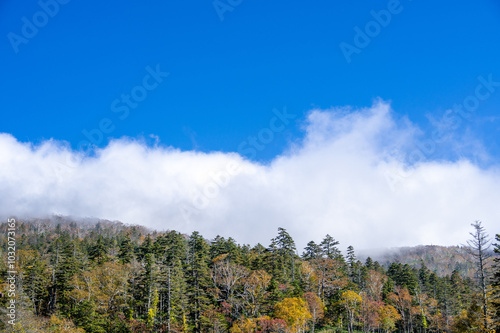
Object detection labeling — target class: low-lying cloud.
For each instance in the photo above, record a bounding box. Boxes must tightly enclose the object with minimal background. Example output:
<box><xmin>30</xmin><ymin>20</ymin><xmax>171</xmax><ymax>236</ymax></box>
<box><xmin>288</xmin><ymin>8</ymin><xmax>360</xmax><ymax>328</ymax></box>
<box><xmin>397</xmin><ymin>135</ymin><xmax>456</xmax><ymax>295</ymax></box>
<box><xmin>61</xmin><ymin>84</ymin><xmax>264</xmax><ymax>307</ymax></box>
<box><xmin>2</xmin><ymin>101</ymin><xmax>499</xmax><ymax>251</ymax></box>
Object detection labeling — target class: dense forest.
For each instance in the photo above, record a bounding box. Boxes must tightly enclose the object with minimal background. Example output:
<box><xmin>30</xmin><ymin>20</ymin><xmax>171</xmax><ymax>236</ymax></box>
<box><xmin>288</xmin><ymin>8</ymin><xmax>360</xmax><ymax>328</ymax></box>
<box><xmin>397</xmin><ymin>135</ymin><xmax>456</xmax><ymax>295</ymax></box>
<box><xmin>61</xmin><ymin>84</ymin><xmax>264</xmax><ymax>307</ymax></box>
<box><xmin>0</xmin><ymin>218</ymin><xmax>499</xmax><ymax>333</ymax></box>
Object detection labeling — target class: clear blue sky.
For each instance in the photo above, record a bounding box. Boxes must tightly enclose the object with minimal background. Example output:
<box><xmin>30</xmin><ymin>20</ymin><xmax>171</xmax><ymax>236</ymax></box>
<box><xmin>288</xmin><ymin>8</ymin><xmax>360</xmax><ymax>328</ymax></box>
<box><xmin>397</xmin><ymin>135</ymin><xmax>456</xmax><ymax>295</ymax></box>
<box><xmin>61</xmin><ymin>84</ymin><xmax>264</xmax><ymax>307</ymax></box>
<box><xmin>2</xmin><ymin>0</ymin><xmax>500</xmax><ymax>162</ymax></box>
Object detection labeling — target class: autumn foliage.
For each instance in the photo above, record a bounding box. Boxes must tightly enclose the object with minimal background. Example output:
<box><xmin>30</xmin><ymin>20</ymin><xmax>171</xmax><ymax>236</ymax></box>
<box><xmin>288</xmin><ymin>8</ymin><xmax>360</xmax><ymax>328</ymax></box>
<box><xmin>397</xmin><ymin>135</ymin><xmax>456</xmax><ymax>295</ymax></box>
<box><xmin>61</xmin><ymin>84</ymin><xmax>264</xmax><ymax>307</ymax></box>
<box><xmin>0</xmin><ymin>218</ymin><xmax>498</xmax><ymax>332</ymax></box>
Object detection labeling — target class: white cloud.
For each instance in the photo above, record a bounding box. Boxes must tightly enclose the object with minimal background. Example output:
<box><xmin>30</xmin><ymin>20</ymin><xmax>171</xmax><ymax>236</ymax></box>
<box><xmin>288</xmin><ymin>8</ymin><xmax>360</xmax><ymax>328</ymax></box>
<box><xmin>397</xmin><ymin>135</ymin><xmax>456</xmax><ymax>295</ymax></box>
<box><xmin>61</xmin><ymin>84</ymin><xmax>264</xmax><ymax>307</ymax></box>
<box><xmin>1</xmin><ymin>101</ymin><xmax>499</xmax><ymax>251</ymax></box>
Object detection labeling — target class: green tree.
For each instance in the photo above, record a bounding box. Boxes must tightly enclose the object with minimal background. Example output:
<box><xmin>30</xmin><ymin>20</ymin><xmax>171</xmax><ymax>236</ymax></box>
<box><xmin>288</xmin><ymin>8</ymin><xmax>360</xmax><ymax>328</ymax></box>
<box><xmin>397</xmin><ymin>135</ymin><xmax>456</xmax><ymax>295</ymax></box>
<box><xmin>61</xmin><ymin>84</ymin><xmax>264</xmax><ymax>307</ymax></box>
<box><xmin>449</xmin><ymin>270</ymin><xmax>468</xmax><ymax>315</ymax></box>
<box><xmin>320</xmin><ymin>234</ymin><xmax>343</xmax><ymax>261</ymax></box>
<box><xmin>210</xmin><ymin>235</ymin><xmax>241</xmax><ymax>262</ymax></box>
<box><xmin>467</xmin><ymin>220</ymin><xmax>492</xmax><ymax>330</ymax></box>
<box><xmin>162</xmin><ymin>262</ymin><xmax>189</xmax><ymax>332</ymax></box>
<box><xmin>346</xmin><ymin>246</ymin><xmax>362</xmax><ymax>285</ymax></box>
<box><xmin>136</xmin><ymin>234</ymin><xmax>153</xmax><ymax>261</ymax></box>
<box><xmin>365</xmin><ymin>257</ymin><xmax>374</xmax><ymax>270</ymax></box>
<box><xmin>382</xmin><ymin>278</ymin><xmax>395</xmax><ymax>301</ymax></box>
<box><xmin>269</xmin><ymin>227</ymin><xmax>297</xmax><ymax>283</ymax></box>
<box><xmin>491</xmin><ymin>234</ymin><xmax>500</xmax><ymax>331</ymax></box>
<box><xmin>302</xmin><ymin>241</ymin><xmax>321</xmax><ymax>260</ymax></box>
<box><xmin>151</xmin><ymin>230</ymin><xmax>189</xmax><ymax>331</ymax></box>
<box><xmin>186</xmin><ymin>231</ymin><xmax>212</xmax><ymax>333</ymax></box>
<box><xmin>162</xmin><ymin>230</ymin><xmax>188</xmax><ymax>263</ymax></box>
<box><xmin>24</xmin><ymin>255</ymin><xmax>51</xmax><ymax>316</ymax></box>
<box><xmin>387</xmin><ymin>263</ymin><xmax>418</xmax><ymax>294</ymax></box>
<box><xmin>89</xmin><ymin>235</ymin><xmax>108</xmax><ymax>264</ymax></box>
<box><xmin>118</xmin><ymin>234</ymin><xmax>134</xmax><ymax>264</ymax></box>
<box><xmin>51</xmin><ymin>236</ymin><xmax>83</xmax><ymax>315</ymax></box>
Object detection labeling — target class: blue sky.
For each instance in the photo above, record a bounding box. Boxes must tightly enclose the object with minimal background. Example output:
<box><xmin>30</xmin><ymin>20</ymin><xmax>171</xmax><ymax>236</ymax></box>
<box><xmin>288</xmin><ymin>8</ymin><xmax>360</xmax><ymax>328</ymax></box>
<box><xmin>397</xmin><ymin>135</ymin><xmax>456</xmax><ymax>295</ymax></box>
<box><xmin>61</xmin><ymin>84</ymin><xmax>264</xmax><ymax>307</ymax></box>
<box><xmin>1</xmin><ymin>1</ymin><xmax>500</xmax><ymax>248</ymax></box>
<box><xmin>2</xmin><ymin>0</ymin><xmax>500</xmax><ymax>161</ymax></box>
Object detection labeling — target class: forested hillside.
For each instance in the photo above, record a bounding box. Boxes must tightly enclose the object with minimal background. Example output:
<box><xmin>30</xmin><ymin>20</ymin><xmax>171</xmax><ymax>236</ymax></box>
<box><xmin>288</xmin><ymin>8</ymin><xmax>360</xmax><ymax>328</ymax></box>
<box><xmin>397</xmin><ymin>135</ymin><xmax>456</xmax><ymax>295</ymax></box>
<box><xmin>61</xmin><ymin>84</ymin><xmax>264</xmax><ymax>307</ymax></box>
<box><xmin>0</xmin><ymin>217</ymin><xmax>499</xmax><ymax>332</ymax></box>
<box><xmin>358</xmin><ymin>245</ymin><xmax>483</xmax><ymax>279</ymax></box>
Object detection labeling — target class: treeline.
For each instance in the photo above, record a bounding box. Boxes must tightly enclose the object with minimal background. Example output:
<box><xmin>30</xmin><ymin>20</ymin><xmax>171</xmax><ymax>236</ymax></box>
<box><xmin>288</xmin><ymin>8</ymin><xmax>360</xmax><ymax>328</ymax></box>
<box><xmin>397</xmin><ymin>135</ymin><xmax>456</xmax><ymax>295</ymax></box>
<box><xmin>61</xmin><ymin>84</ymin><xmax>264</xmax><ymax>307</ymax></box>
<box><xmin>0</xmin><ymin>219</ymin><xmax>499</xmax><ymax>333</ymax></box>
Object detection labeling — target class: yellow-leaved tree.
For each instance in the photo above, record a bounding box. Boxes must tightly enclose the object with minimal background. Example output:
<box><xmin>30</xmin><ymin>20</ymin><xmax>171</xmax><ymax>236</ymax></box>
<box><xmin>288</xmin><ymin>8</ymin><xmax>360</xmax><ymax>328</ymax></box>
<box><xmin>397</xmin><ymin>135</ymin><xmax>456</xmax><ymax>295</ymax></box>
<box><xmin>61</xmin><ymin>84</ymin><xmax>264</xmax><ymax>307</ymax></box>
<box><xmin>378</xmin><ymin>304</ymin><xmax>401</xmax><ymax>333</ymax></box>
<box><xmin>69</xmin><ymin>261</ymin><xmax>129</xmax><ymax>315</ymax></box>
<box><xmin>340</xmin><ymin>290</ymin><xmax>362</xmax><ymax>333</ymax></box>
<box><xmin>274</xmin><ymin>297</ymin><xmax>312</xmax><ymax>333</ymax></box>
<box><xmin>229</xmin><ymin>317</ymin><xmax>256</xmax><ymax>333</ymax></box>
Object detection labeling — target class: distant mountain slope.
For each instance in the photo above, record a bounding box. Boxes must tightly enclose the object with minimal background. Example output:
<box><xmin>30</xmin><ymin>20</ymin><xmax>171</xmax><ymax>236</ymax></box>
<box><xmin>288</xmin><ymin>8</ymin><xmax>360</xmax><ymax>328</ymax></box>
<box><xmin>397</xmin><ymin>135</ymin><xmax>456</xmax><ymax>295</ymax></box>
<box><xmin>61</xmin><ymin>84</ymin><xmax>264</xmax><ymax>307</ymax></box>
<box><xmin>358</xmin><ymin>245</ymin><xmax>496</xmax><ymax>279</ymax></box>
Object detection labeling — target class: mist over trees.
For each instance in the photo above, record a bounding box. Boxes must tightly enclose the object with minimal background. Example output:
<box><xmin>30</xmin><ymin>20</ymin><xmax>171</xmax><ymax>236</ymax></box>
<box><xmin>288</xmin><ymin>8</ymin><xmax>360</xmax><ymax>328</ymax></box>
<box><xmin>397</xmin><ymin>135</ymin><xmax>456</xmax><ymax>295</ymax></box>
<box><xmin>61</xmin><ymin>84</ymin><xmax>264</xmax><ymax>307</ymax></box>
<box><xmin>0</xmin><ymin>217</ymin><xmax>499</xmax><ymax>332</ymax></box>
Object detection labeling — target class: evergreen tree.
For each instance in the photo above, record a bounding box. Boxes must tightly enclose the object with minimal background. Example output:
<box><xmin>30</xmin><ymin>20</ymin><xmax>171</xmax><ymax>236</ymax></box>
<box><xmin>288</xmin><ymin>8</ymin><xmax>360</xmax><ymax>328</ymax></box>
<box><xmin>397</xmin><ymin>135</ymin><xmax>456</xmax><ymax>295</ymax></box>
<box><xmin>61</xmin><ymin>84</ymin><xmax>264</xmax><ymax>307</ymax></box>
<box><xmin>320</xmin><ymin>234</ymin><xmax>342</xmax><ymax>260</ymax></box>
<box><xmin>269</xmin><ymin>227</ymin><xmax>297</xmax><ymax>283</ymax></box>
<box><xmin>210</xmin><ymin>235</ymin><xmax>241</xmax><ymax>262</ymax></box>
<box><xmin>346</xmin><ymin>246</ymin><xmax>356</xmax><ymax>267</ymax></box>
<box><xmin>151</xmin><ymin>230</ymin><xmax>189</xmax><ymax>332</ymax></box>
<box><xmin>89</xmin><ymin>235</ymin><xmax>108</xmax><ymax>264</ymax></box>
<box><xmin>129</xmin><ymin>234</ymin><xmax>158</xmax><ymax>323</ymax></box>
<box><xmin>302</xmin><ymin>241</ymin><xmax>321</xmax><ymax>260</ymax></box>
<box><xmin>373</xmin><ymin>260</ymin><xmax>384</xmax><ymax>274</ymax></box>
<box><xmin>136</xmin><ymin>234</ymin><xmax>153</xmax><ymax>261</ymax></box>
<box><xmin>388</xmin><ymin>262</ymin><xmax>419</xmax><ymax>294</ymax></box>
<box><xmin>162</xmin><ymin>230</ymin><xmax>188</xmax><ymax>263</ymax></box>
<box><xmin>250</xmin><ymin>243</ymin><xmax>266</xmax><ymax>271</ymax></box>
<box><xmin>49</xmin><ymin>235</ymin><xmax>83</xmax><ymax>315</ymax></box>
<box><xmin>118</xmin><ymin>234</ymin><xmax>134</xmax><ymax>264</ymax></box>
<box><xmin>161</xmin><ymin>261</ymin><xmax>188</xmax><ymax>332</ymax></box>
<box><xmin>491</xmin><ymin>234</ymin><xmax>500</xmax><ymax>331</ymax></box>
<box><xmin>382</xmin><ymin>277</ymin><xmax>395</xmax><ymax>301</ymax></box>
<box><xmin>186</xmin><ymin>231</ymin><xmax>211</xmax><ymax>333</ymax></box>
<box><xmin>24</xmin><ymin>255</ymin><xmax>51</xmax><ymax>316</ymax></box>
<box><xmin>418</xmin><ymin>261</ymin><xmax>433</xmax><ymax>294</ymax></box>
<box><xmin>365</xmin><ymin>257</ymin><xmax>374</xmax><ymax>270</ymax></box>
<box><xmin>144</xmin><ymin>253</ymin><xmax>156</xmax><ymax>319</ymax></box>
<box><xmin>346</xmin><ymin>245</ymin><xmax>359</xmax><ymax>283</ymax></box>
<box><xmin>270</xmin><ymin>227</ymin><xmax>296</xmax><ymax>257</ymax></box>
<box><xmin>467</xmin><ymin>220</ymin><xmax>492</xmax><ymax>330</ymax></box>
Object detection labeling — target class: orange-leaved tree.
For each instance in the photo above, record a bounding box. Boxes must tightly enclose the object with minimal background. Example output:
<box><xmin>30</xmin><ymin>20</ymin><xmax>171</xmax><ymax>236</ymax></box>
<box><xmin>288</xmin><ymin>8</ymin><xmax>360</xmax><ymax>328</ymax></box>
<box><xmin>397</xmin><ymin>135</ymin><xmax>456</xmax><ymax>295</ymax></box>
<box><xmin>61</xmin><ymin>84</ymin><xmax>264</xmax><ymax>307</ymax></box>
<box><xmin>304</xmin><ymin>292</ymin><xmax>325</xmax><ymax>333</ymax></box>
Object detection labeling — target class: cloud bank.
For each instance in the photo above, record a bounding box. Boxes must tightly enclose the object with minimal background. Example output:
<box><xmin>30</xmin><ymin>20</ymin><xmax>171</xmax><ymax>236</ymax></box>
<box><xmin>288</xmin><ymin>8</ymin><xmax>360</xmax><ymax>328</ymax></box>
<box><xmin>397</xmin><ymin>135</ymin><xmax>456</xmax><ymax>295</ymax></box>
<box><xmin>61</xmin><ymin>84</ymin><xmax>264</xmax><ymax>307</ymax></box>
<box><xmin>2</xmin><ymin>101</ymin><xmax>499</xmax><ymax>251</ymax></box>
